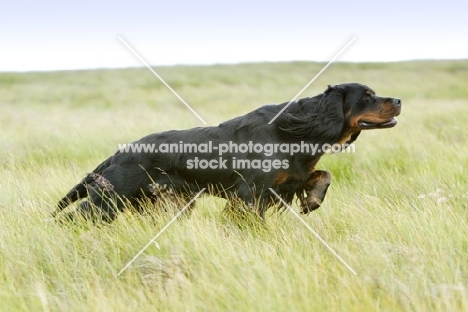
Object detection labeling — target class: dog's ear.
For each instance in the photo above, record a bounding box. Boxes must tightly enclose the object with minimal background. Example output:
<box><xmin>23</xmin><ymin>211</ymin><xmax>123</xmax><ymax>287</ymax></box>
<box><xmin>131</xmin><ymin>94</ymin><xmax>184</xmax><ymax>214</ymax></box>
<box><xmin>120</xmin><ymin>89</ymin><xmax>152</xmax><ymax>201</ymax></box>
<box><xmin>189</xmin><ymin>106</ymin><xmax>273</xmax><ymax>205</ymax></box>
<box><xmin>313</xmin><ymin>85</ymin><xmax>346</xmax><ymax>141</ymax></box>
<box><xmin>322</xmin><ymin>85</ymin><xmax>346</xmax><ymax>103</ymax></box>
<box><xmin>275</xmin><ymin>85</ymin><xmax>346</xmax><ymax>144</ymax></box>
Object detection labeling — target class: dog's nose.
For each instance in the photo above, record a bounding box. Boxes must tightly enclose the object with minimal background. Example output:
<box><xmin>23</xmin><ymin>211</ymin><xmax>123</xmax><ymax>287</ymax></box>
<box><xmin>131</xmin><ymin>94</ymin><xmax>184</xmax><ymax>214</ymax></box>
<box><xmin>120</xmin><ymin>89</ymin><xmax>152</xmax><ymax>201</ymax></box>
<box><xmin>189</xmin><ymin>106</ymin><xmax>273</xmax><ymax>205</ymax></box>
<box><xmin>393</xmin><ymin>98</ymin><xmax>402</xmax><ymax>106</ymax></box>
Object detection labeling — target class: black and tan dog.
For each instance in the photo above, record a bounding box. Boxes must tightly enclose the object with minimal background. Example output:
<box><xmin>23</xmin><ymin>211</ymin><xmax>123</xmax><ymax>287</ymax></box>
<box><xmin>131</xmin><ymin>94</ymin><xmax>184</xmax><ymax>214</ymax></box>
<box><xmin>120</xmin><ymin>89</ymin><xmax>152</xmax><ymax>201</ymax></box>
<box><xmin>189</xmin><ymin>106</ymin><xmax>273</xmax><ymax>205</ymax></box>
<box><xmin>54</xmin><ymin>83</ymin><xmax>401</xmax><ymax>222</ymax></box>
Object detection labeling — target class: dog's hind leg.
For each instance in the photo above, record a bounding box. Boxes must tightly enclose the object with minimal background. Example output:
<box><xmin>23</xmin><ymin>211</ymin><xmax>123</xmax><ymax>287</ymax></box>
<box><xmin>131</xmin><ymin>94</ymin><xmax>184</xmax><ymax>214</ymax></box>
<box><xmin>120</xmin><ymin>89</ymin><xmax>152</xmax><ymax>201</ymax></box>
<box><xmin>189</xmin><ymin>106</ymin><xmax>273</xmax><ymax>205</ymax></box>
<box><xmin>58</xmin><ymin>200</ymin><xmax>96</xmax><ymax>223</ymax></box>
<box><xmin>60</xmin><ymin>186</ymin><xmax>123</xmax><ymax>223</ymax></box>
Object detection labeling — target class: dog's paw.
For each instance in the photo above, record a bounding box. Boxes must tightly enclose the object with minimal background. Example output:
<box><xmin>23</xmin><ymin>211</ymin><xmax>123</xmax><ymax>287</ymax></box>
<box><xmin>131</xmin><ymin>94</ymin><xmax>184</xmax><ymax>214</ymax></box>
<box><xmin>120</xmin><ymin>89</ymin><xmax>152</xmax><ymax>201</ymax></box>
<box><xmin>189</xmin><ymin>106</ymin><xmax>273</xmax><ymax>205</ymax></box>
<box><xmin>300</xmin><ymin>192</ymin><xmax>323</xmax><ymax>214</ymax></box>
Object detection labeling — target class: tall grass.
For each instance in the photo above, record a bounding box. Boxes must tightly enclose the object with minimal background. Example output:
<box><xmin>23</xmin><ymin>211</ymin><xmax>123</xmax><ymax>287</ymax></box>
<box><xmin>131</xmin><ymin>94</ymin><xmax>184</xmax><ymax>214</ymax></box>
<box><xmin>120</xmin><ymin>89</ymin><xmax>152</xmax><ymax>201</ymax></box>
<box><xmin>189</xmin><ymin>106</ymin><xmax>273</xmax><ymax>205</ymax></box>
<box><xmin>1</xmin><ymin>60</ymin><xmax>468</xmax><ymax>311</ymax></box>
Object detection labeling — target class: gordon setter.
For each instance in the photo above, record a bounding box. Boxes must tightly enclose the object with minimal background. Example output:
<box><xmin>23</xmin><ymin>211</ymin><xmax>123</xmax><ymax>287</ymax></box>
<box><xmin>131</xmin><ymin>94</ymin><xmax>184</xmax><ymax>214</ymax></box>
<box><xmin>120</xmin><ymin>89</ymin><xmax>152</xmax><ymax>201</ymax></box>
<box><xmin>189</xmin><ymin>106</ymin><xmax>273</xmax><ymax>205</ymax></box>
<box><xmin>54</xmin><ymin>83</ymin><xmax>401</xmax><ymax>222</ymax></box>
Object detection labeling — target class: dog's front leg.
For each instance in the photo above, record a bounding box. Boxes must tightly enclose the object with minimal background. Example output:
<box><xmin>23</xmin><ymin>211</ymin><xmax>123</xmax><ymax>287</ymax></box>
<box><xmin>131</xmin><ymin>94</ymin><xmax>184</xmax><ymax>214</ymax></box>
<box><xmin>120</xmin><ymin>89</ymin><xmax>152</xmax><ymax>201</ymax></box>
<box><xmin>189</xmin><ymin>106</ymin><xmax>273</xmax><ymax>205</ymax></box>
<box><xmin>298</xmin><ymin>170</ymin><xmax>332</xmax><ymax>214</ymax></box>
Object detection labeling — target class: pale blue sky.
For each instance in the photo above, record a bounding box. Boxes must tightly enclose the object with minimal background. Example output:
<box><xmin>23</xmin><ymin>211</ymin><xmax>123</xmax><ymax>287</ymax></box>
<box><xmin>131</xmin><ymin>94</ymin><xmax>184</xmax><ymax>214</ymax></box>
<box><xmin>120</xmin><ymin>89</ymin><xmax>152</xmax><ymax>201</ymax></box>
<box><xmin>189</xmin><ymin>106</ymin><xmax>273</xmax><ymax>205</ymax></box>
<box><xmin>1</xmin><ymin>0</ymin><xmax>467</xmax><ymax>71</ymax></box>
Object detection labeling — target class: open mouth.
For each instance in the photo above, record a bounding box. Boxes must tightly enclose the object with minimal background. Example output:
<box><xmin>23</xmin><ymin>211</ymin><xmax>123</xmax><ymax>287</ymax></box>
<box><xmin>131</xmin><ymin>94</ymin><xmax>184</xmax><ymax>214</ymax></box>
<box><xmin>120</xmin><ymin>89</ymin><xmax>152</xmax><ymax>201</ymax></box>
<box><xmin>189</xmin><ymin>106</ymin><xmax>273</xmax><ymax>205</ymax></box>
<box><xmin>359</xmin><ymin>117</ymin><xmax>398</xmax><ymax>129</ymax></box>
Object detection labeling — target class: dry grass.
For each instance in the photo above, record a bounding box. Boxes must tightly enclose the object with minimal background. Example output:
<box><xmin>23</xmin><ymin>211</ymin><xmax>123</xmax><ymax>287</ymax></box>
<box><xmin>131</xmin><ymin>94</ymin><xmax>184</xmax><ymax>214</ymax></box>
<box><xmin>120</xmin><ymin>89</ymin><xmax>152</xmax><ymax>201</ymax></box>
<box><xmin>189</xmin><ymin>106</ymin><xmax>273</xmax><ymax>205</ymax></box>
<box><xmin>1</xmin><ymin>60</ymin><xmax>468</xmax><ymax>311</ymax></box>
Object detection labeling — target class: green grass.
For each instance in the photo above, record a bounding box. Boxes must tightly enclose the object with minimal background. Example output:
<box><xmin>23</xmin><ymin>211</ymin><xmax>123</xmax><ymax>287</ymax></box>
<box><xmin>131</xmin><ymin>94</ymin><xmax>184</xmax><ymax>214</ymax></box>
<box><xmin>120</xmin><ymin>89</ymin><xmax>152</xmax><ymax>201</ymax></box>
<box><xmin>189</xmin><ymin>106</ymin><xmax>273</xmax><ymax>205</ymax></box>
<box><xmin>1</xmin><ymin>60</ymin><xmax>468</xmax><ymax>311</ymax></box>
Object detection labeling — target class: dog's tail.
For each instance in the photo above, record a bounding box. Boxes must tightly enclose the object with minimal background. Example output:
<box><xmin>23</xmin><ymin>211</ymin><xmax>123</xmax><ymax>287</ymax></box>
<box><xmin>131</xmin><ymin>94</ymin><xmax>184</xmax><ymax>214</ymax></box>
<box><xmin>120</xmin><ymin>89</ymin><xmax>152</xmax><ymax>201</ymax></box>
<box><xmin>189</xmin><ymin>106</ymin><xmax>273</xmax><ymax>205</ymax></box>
<box><xmin>53</xmin><ymin>175</ymin><xmax>95</xmax><ymax>217</ymax></box>
<box><xmin>52</xmin><ymin>156</ymin><xmax>114</xmax><ymax>217</ymax></box>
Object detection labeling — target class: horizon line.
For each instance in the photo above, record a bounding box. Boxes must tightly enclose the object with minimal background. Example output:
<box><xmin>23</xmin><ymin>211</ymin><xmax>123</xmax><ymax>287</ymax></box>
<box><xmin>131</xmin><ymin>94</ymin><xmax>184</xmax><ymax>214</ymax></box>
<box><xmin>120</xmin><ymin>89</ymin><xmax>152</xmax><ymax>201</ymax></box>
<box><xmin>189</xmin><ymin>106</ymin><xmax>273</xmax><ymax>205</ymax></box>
<box><xmin>1</xmin><ymin>57</ymin><xmax>467</xmax><ymax>74</ymax></box>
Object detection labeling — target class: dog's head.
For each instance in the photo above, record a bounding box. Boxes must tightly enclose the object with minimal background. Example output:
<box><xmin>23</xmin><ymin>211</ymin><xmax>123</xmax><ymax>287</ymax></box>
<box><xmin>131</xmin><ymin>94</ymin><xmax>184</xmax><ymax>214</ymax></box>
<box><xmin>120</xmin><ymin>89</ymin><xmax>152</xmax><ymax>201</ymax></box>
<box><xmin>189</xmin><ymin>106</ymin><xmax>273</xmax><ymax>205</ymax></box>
<box><xmin>275</xmin><ymin>83</ymin><xmax>401</xmax><ymax>144</ymax></box>
<box><xmin>326</xmin><ymin>83</ymin><xmax>402</xmax><ymax>130</ymax></box>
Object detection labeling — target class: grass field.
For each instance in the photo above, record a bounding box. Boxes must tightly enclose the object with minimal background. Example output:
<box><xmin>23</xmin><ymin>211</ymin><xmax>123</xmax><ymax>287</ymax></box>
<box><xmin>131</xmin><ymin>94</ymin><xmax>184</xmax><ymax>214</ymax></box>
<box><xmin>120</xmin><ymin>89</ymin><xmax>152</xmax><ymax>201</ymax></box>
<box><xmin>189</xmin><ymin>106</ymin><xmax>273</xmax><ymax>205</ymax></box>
<box><xmin>1</xmin><ymin>60</ymin><xmax>468</xmax><ymax>311</ymax></box>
